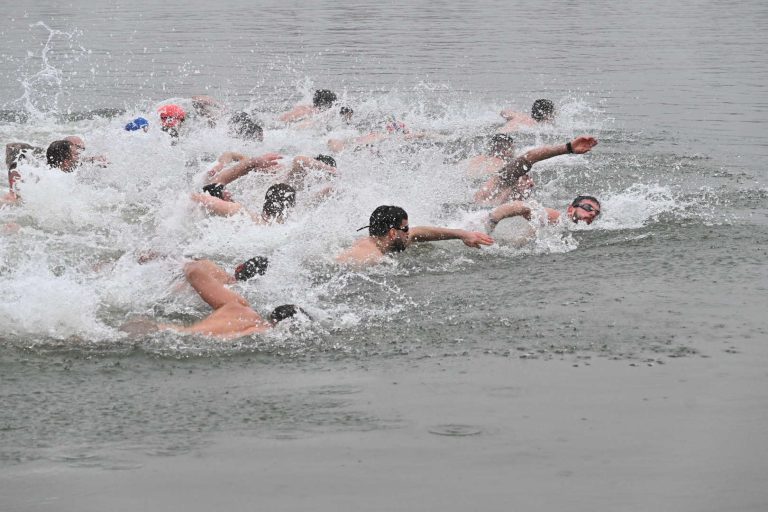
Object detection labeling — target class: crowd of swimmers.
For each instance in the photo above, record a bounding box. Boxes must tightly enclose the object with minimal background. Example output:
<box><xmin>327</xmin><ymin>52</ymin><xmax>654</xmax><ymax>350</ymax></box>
<box><xmin>2</xmin><ymin>91</ymin><xmax>600</xmax><ymax>338</ymax></box>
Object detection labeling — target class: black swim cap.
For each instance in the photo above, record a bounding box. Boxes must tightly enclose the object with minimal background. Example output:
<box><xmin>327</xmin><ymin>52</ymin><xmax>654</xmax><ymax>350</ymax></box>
<box><xmin>570</xmin><ymin>195</ymin><xmax>600</xmax><ymax>207</ymax></box>
<box><xmin>229</xmin><ymin>112</ymin><xmax>263</xmax><ymax>141</ymax></box>
<box><xmin>315</xmin><ymin>154</ymin><xmax>336</xmax><ymax>167</ymax></box>
<box><xmin>262</xmin><ymin>183</ymin><xmax>296</xmax><ymax>220</ymax></box>
<box><xmin>490</xmin><ymin>134</ymin><xmax>514</xmax><ymax>148</ymax></box>
<box><xmin>202</xmin><ymin>183</ymin><xmax>226</xmax><ymax>199</ymax></box>
<box><xmin>268</xmin><ymin>304</ymin><xmax>312</xmax><ymax>324</ymax></box>
<box><xmin>313</xmin><ymin>89</ymin><xmax>337</xmax><ymax>109</ymax></box>
<box><xmin>358</xmin><ymin>205</ymin><xmax>408</xmax><ymax>237</ymax></box>
<box><xmin>531</xmin><ymin>99</ymin><xmax>555</xmax><ymax>122</ymax></box>
<box><xmin>234</xmin><ymin>256</ymin><xmax>269</xmax><ymax>281</ymax></box>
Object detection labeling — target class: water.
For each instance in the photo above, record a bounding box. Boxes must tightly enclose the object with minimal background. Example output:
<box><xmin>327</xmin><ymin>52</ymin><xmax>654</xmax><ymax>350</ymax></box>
<box><xmin>1</xmin><ymin>0</ymin><xmax>767</xmax><ymax>504</ymax></box>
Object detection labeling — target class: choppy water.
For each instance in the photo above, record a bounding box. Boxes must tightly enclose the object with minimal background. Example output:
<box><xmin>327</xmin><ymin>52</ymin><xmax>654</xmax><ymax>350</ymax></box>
<box><xmin>1</xmin><ymin>0</ymin><xmax>766</xmax><ymax>466</ymax></box>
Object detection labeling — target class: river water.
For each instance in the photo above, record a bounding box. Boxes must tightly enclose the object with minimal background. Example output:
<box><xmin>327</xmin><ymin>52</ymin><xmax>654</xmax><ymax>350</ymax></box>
<box><xmin>1</xmin><ymin>1</ymin><xmax>767</xmax><ymax>509</ymax></box>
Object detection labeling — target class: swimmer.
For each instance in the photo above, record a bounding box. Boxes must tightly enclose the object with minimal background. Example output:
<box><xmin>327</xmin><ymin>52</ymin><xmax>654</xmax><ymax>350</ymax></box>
<box><xmin>498</xmin><ymin>99</ymin><xmax>555</xmax><ymax>133</ymax></box>
<box><xmin>466</xmin><ymin>134</ymin><xmax>518</xmax><ymax>175</ymax></box>
<box><xmin>326</xmin><ymin>116</ymin><xmax>426</xmax><ymax>153</ymax></box>
<box><xmin>64</xmin><ymin>136</ymin><xmax>108</xmax><ymax>167</ymax></box>
<box><xmin>474</xmin><ymin>135</ymin><xmax>598</xmax><ymax>205</ymax></box>
<box><xmin>145</xmin><ymin>259</ymin><xmax>307</xmax><ymax>339</ymax></box>
<box><xmin>46</xmin><ymin>140</ymin><xmax>80</xmax><ymax>172</ymax></box>
<box><xmin>228</xmin><ymin>112</ymin><xmax>263</xmax><ymax>141</ymax></box>
<box><xmin>191</xmin><ymin>95</ymin><xmax>224</xmax><ymax>127</ymax></box>
<box><xmin>279</xmin><ymin>89</ymin><xmax>338</xmax><ymax>124</ymax></box>
<box><xmin>484</xmin><ymin>195</ymin><xmax>602</xmax><ymax>232</ymax></box>
<box><xmin>193</xmin><ymin>182</ymin><xmax>296</xmax><ymax>225</ymax></box>
<box><xmin>158</xmin><ymin>104</ymin><xmax>186</xmax><ymax>138</ymax></box>
<box><xmin>125</xmin><ymin>117</ymin><xmax>150</xmax><ymax>132</ymax></box>
<box><xmin>336</xmin><ymin>205</ymin><xmax>495</xmax><ymax>266</ymax></box>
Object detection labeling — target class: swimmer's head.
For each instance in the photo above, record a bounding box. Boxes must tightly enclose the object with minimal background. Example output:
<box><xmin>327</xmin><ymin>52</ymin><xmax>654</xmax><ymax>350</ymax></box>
<box><xmin>268</xmin><ymin>304</ymin><xmax>312</xmax><ymax>325</ymax></box>
<box><xmin>313</xmin><ymin>89</ymin><xmax>337</xmax><ymax>110</ymax></box>
<box><xmin>229</xmin><ymin>112</ymin><xmax>264</xmax><ymax>141</ymax></box>
<box><xmin>339</xmin><ymin>106</ymin><xmax>353</xmax><ymax>123</ymax></box>
<box><xmin>125</xmin><ymin>117</ymin><xmax>149</xmax><ymax>132</ymax></box>
<box><xmin>234</xmin><ymin>256</ymin><xmax>269</xmax><ymax>281</ymax></box>
<box><xmin>46</xmin><ymin>140</ymin><xmax>77</xmax><ymax>172</ymax></box>
<box><xmin>567</xmin><ymin>195</ymin><xmax>601</xmax><ymax>224</ymax></box>
<box><xmin>158</xmin><ymin>104</ymin><xmax>186</xmax><ymax>137</ymax></box>
<box><xmin>314</xmin><ymin>154</ymin><xmax>336</xmax><ymax>167</ymax></box>
<box><xmin>202</xmin><ymin>183</ymin><xmax>232</xmax><ymax>202</ymax></box>
<box><xmin>262</xmin><ymin>183</ymin><xmax>296</xmax><ymax>222</ymax></box>
<box><xmin>362</xmin><ymin>205</ymin><xmax>409</xmax><ymax>237</ymax></box>
<box><xmin>531</xmin><ymin>99</ymin><xmax>555</xmax><ymax>122</ymax></box>
<box><xmin>490</xmin><ymin>134</ymin><xmax>515</xmax><ymax>157</ymax></box>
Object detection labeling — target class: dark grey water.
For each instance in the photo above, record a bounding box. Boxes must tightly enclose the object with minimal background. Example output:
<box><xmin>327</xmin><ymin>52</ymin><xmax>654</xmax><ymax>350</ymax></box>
<box><xmin>1</xmin><ymin>0</ymin><xmax>766</xmax><ymax>479</ymax></box>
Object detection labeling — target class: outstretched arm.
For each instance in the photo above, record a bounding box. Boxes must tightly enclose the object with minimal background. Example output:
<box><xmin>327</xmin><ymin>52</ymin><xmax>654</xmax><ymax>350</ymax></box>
<box><xmin>409</xmin><ymin>226</ymin><xmax>494</xmax><ymax>248</ymax></box>
<box><xmin>279</xmin><ymin>105</ymin><xmax>315</xmax><ymax>123</ymax></box>
<box><xmin>206</xmin><ymin>151</ymin><xmax>248</xmax><ymax>181</ymax></box>
<box><xmin>498</xmin><ymin>135</ymin><xmax>598</xmax><ymax>183</ymax></box>
<box><xmin>205</xmin><ymin>153</ymin><xmax>282</xmax><ymax>186</ymax></box>
<box><xmin>192</xmin><ymin>193</ymin><xmax>246</xmax><ymax>216</ymax></box>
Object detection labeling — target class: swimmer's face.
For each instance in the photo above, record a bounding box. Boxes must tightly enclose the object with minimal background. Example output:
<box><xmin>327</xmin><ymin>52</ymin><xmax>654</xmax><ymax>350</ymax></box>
<box><xmin>389</xmin><ymin>219</ymin><xmax>410</xmax><ymax>252</ymax></box>
<box><xmin>567</xmin><ymin>199</ymin><xmax>601</xmax><ymax>225</ymax></box>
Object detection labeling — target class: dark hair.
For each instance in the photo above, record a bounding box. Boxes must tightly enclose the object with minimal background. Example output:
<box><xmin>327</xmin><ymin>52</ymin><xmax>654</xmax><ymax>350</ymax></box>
<box><xmin>362</xmin><ymin>205</ymin><xmax>408</xmax><ymax>237</ymax></box>
<box><xmin>531</xmin><ymin>99</ymin><xmax>555</xmax><ymax>122</ymax></box>
<box><xmin>339</xmin><ymin>106</ymin><xmax>353</xmax><ymax>117</ymax></box>
<box><xmin>314</xmin><ymin>154</ymin><xmax>336</xmax><ymax>167</ymax></box>
<box><xmin>229</xmin><ymin>112</ymin><xmax>263</xmax><ymax>141</ymax></box>
<box><xmin>262</xmin><ymin>183</ymin><xmax>296</xmax><ymax>220</ymax></box>
<box><xmin>46</xmin><ymin>140</ymin><xmax>73</xmax><ymax>169</ymax></box>
<box><xmin>268</xmin><ymin>304</ymin><xmax>311</xmax><ymax>324</ymax></box>
<box><xmin>571</xmin><ymin>195</ymin><xmax>600</xmax><ymax>207</ymax></box>
<box><xmin>234</xmin><ymin>256</ymin><xmax>269</xmax><ymax>281</ymax></box>
<box><xmin>202</xmin><ymin>183</ymin><xmax>226</xmax><ymax>199</ymax></box>
<box><xmin>490</xmin><ymin>134</ymin><xmax>514</xmax><ymax>150</ymax></box>
<box><xmin>313</xmin><ymin>89</ymin><xmax>337</xmax><ymax>109</ymax></box>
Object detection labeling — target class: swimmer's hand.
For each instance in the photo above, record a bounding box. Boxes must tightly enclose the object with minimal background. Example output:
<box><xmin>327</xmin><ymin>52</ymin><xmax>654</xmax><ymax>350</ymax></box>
<box><xmin>570</xmin><ymin>136</ymin><xmax>598</xmax><ymax>154</ymax></box>
<box><xmin>460</xmin><ymin>231</ymin><xmax>495</xmax><ymax>248</ymax></box>
<box><xmin>248</xmin><ymin>152</ymin><xmax>282</xmax><ymax>172</ymax></box>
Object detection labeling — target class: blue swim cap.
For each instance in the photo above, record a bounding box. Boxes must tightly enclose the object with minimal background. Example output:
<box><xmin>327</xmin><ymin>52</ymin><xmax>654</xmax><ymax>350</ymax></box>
<box><xmin>125</xmin><ymin>117</ymin><xmax>149</xmax><ymax>131</ymax></box>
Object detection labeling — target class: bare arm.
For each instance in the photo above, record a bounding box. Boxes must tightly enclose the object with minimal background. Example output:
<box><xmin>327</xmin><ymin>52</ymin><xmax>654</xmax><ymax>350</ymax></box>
<box><xmin>485</xmin><ymin>201</ymin><xmax>533</xmax><ymax>233</ymax></box>
<box><xmin>205</xmin><ymin>153</ymin><xmax>282</xmax><ymax>186</ymax></box>
<box><xmin>498</xmin><ymin>136</ymin><xmax>598</xmax><ymax>184</ymax></box>
<box><xmin>192</xmin><ymin>193</ymin><xmax>246</xmax><ymax>216</ymax></box>
<box><xmin>206</xmin><ymin>151</ymin><xmax>248</xmax><ymax>182</ymax></box>
<box><xmin>409</xmin><ymin>226</ymin><xmax>494</xmax><ymax>248</ymax></box>
<box><xmin>500</xmin><ymin>109</ymin><xmax>525</xmax><ymax>121</ymax></box>
<box><xmin>279</xmin><ymin>105</ymin><xmax>315</xmax><ymax>123</ymax></box>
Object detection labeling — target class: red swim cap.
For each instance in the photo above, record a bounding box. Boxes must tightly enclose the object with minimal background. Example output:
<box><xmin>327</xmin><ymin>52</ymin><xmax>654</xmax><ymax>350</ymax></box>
<box><xmin>158</xmin><ymin>104</ymin><xmax>186</xmax><ymax>128</ymax></box>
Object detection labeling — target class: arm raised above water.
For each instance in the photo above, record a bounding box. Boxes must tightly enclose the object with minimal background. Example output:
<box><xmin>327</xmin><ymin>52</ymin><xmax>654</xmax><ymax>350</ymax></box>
<box><xmin>205</xmin><ymin>152</ymin><xmax>282</xmax><ymax>186</ymax></box>
<box><xmin>409</xmin><ymin>226</ymin><xmax>494</xmax><ymax>248</ymax></box>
